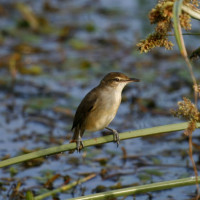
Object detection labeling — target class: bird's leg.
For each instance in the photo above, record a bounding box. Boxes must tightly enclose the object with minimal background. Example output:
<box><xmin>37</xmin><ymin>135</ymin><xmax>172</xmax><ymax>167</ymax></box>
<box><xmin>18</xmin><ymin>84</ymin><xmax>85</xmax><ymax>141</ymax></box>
<box><xmin>105</xmin><ymin>127</ymin><xmax>120</xmax><ymax>147</ymax></box>
<box><xmin>76</xmin><ymin>135</ymin><xmax>84</xmax><ymax>153</ymax></box>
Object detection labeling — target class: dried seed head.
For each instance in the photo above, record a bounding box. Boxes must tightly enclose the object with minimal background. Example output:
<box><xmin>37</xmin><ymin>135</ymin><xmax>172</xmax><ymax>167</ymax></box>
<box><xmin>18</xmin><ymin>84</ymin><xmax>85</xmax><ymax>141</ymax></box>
<box><xmin>172</xmin><ymin>97</ymin><xmax>200</xmax><ymax>136</ymax></box>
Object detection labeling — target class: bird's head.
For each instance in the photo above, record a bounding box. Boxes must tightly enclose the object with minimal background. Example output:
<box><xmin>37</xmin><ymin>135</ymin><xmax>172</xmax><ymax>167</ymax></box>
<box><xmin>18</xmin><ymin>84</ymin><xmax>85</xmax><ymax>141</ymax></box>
<box><xmin>100</xmin><ymin>72</ymin><xmax>140</xmax><ymax>90</ymax></box>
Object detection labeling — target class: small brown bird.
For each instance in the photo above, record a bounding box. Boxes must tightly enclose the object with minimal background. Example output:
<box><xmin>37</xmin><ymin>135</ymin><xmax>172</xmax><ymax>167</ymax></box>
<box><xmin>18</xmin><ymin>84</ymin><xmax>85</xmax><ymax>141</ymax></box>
<box><xmin>70</xmin><ymin>72</ymin><xmax>140</xmax><ymax>152</ymax></box>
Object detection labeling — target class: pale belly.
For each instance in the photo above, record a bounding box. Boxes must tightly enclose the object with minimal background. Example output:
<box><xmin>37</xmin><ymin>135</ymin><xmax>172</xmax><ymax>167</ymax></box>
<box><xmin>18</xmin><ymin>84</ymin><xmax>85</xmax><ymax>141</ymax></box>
<box><xmin>85</xmin><ymin>109</ymin><xmax>117</xmax><ymax>131</ymax></box>
<box><xmin>84</xmin><ymin>90</ymin><xmax>121</xmax><ymax>131</ymax></box>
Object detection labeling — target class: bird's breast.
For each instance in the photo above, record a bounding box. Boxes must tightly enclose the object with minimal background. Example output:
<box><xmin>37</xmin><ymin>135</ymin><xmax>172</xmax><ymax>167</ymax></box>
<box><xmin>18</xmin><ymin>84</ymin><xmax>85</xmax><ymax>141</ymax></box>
<box><xmin>85</xmin><ymin>89</ymin><xmax>121</xmax><ymax>131</ymax></box>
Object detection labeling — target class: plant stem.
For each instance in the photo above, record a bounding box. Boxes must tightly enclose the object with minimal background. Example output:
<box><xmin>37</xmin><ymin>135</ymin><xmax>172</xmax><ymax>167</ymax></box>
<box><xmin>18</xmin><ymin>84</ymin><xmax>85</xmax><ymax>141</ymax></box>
<box><xmin>67</xmin><ymin>176</ymin><xmax>200</xmax><ymax>200</ymax></box>
<box><xmin>34</xmin><ymin>173</ymin><xmax>96</xmax><ymax>200</ymax></box>
<box><xmin>0</xmin><ymin>122</ymin><xmax>199</xmax><ymax>168</ymax></box>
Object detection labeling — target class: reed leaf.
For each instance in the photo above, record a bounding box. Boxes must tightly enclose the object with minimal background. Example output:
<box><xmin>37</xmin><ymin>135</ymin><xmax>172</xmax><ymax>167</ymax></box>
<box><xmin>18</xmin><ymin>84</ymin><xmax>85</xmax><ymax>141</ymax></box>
<box><xmin>34</xmin><ymin>173</ymin><xmax>96</xmax><ymax>200</ymax></box>
<box><xmin>67</xmin><ymin>176</ymin><xmax>200</xmax><ymax>200</ymax></box>
<box><xmin>0</xmin><ymin>122</ymin><xmax>199</xmax><ymax>168</ymax></box>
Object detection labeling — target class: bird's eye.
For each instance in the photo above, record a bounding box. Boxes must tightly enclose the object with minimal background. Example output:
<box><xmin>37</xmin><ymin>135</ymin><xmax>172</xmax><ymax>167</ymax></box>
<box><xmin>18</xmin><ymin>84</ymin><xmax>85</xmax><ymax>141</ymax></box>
<box><xmin>114</xmin><ymin>78</ymin><xmax>120</xmax><ymax>82</ymax></box>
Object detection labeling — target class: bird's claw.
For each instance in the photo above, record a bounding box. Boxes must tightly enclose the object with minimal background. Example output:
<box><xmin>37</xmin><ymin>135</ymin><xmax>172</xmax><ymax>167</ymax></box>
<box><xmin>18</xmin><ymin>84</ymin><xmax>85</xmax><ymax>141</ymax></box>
<box><xmin>105</xmin><ymin>127</ymin><xmax>120</xmax><ymax>147</ymax></box>
<box><xmin>112</xmin><ymin>129</ymin><xmax>120</xmax><ymax>147</ymax></box>
<box><xmin>76</xmin><ymin>138</ymin><xmax>84</xmax><ymax>153</ymax></box>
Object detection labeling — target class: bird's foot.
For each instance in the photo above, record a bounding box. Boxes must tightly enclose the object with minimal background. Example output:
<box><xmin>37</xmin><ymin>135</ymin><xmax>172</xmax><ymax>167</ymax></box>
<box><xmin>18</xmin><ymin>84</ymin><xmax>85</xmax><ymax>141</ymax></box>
<box><xmin>106</xmin><ymin>127</ymin><xmax>120</xmax><ymax>147</ymax></box>
<box><xmin>76</xmin><ymin>137</ymin><xmax>84</xmax><ymax>153</ymax></box>
<box><xmin>112</xmin><ymin>129</ymin><xmax>120</xmax><ymax>147</ymax></box>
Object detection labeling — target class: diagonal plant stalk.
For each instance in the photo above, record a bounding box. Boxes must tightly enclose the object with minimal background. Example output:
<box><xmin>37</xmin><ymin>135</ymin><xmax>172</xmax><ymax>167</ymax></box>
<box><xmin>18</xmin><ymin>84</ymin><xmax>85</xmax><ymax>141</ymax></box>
<box><xmin>182</xmin><ymin>3</ymin><xmax>200</xmax><ymax>20</ymax></box>
<box><xmin>173</xmin><ymin>0</ymin><xmax>199</xmax><ymax>198</ymax></box>
<box><xmin>0</xmin><ymin>122</ymin><xmax>199</xmax><ymax>168</ymax></box>
<box><xmin>173</xmin><ymin>0</ymin><xmax>198</xmax><ymax>102</ymax></box>
<box><xmin>34</xmin><ymin>173</ymin><xmax>96</xmax><ymax>200</ymax></box>
<box><xmin>67</xmin><ymin>176</ymin><xmax>200</xmax><ymax>200</ymax></box>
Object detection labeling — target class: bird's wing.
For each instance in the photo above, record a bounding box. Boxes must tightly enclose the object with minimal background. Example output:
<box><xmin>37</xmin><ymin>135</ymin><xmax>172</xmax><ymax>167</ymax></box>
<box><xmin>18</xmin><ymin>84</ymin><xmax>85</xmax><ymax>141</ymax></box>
<box><xmin>71</xmin><ymin>87</ymin><xmax>98</xmax><ymax>131</ymax></box>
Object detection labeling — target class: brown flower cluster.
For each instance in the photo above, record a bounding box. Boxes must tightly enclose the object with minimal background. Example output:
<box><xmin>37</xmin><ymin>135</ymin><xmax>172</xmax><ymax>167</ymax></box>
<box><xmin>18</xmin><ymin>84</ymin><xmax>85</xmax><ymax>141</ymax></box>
<box><xmin>137</xmin><ymin>0</ymin><xmax>194</xmax><ymax>53</ymax></box>
<box><xmin>180</xmin><ymin>12</ymin><xmax>191</xmax><ymax>31</ymax></box>
<box><xmin>172</xmin><ymin>97</ymin><xmax>200</xmax><ymax>135</ymax></box>
<box><xmin>137</xmin><ymin>33</ymin><xmax>174</xmax><ymax>53</ymax></box>
<box><xmin>190</xmin><ymin>0</ymin><xmax>199</xmax><ymax>7</ymax></box>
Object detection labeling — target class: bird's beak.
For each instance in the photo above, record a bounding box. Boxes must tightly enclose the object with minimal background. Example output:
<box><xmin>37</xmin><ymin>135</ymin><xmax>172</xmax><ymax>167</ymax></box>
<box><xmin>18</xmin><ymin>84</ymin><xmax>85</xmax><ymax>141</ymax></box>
<box><xmin>129</xmin><ymin>78</ymin><xmax>140</xmax><ymax>82</ymax></box>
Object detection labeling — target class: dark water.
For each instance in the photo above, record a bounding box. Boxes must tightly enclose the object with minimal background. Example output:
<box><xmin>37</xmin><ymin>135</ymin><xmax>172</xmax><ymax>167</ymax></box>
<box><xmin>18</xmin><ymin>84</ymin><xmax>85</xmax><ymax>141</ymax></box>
<box><xmin>0</xmin><ymin>0</ymin><xmax>200</xmax><ymax>199</ymax></box>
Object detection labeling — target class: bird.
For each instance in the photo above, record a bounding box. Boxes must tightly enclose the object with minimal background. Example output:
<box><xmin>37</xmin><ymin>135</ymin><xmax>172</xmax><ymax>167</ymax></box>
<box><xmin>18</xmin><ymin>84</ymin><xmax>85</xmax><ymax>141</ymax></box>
<box><xmin>70</xmin><ymin>72</ymin><xmax>140</xmax><ymax>152</ymax></box>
